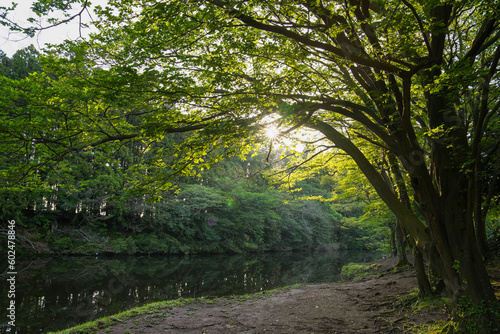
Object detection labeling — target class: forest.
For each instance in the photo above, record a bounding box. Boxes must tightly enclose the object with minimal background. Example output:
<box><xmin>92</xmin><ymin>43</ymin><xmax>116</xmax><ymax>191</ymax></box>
<box><xmin>1</xmin><ymin>0</ymin><xmax>500</xmax><ymax>332</ymax></box>
<box><xmin>0</xmin><ymin>47</ymin><xmax>393</xmax><ymax>256</ymax></box>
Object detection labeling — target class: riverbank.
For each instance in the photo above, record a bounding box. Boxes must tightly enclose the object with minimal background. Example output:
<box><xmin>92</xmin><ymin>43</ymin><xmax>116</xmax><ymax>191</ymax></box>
<box><xmin>52</xmin><ymin>258</ymin><xmax>460</xmax><ymax>334</ymax></box>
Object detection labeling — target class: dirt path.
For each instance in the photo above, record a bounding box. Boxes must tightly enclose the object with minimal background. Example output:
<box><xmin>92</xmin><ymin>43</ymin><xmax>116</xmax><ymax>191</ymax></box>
<box><xmin>93</xmin><ymin>259</ymin><xmax>452</xmax><ymax>334</ymax></box>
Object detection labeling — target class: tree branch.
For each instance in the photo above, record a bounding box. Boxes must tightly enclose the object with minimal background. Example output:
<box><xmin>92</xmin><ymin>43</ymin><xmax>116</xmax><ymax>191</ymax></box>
<box><xmin>401</xmin><ymin>0</ymin><xmax>432</xmax><ymax>54</ymax></box>
<box><xmin>211</xmin><ymin>0</ymin><xmax>400</xmax><ymax>72</ymax></box>
<box><xmin>306</xmin><ymin>118</ymin><xmax>431</xmax><ymax>246</ymax></box>
<box><xmin>464</xmin><ymin>19</ymin><xmax>498</xmax><ymax>62</ymax></box>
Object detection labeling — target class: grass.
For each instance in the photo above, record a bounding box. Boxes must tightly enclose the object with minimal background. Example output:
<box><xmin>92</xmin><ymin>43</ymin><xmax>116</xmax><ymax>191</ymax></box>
<box><xmin>394</xmin><ymin>287</ymin><xmax>453</xmax><ymax>334</ymax></box>
<box><xmin>340</xmin><ymin>262</ymin><xmax>382</xmax><ymax>280</ymax></box>
<box><xmin>396</xmin><ymin>287</ymin><xmax>450</xmax><ymax>312</ymax></box>
<box><xmin>407</xmin><ymin>320</ymin><xmax>455</xmax><ymax>334</ymax></box>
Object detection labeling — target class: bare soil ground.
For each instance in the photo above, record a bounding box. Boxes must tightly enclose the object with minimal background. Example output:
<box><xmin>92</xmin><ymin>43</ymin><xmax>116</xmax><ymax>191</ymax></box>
<box><xmin>92</xmin><ymin>258</ymin><xmax>460</xmax><ymax>334</ymax></box>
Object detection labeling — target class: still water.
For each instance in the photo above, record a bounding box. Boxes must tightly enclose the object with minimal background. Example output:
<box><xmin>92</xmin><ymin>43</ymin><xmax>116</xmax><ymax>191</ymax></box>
<box><xmin>1</xmin><ymin>250</ymin><xmax>376</xmax><ymax>333</ymax></box>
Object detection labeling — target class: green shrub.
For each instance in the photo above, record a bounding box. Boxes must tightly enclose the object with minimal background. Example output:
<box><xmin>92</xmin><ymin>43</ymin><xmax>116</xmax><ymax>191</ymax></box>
<box><xmin>53</xmin><ymin>237</ymin><xmax>74</xmax><ymax>252</ymax></box>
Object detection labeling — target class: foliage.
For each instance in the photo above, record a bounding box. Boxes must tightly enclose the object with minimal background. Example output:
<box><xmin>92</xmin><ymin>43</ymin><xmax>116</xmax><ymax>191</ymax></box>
<box><xmin>455</xmin><ymin>297</ymin><xmax>500</xmax><ymax>334</ymax></box>
<box><xmin>0</xmin><ymin>45</ymin><xmax>41</xmax><ymax>79</ymax></box>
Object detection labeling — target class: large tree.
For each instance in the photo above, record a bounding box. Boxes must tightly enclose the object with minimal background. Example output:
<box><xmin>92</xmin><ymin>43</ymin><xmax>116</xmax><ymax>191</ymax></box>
<box><xmin>2</xmin><ymin>0</ymin><xmax>500</xmax><ymax>331</ymax></box>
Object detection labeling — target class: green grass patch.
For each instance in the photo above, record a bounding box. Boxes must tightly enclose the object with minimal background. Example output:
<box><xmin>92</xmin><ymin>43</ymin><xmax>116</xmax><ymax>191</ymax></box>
<box><xmin>340</xmin><ymin>262</ymin><xmax>381</xmax><ymax>280</ymax></box>
<box><xmin>396</xmin><ymin>288</ymin><xmax>450</xmax><ymax>313</ymax></box>
<box><xmin>394</xmin><ymin>288</ymin><xmax>452</xmax><ymax>334</ymax></box>
<box><xmin>406</xmin><ymin>320</ymin><xmax>454</xmax><ymax>334</ymax></box>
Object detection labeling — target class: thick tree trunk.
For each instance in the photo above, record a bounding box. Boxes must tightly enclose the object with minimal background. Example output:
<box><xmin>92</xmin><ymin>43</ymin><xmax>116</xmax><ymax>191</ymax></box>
<box><xmin>381</xmin><ymin>159</ymin><xmax>409</xmax><ymax>266</ymax></box>
<box><xmin>441</xmin><ymin>195</ymin><xmax>498</xmax><ymax>332</ymax></box>
<box><xmin>414</xmin><ymin>159</ymin><xmax>499</xmax><ymax>333</ymax></box>
<box><xmin>413</xmin><ymin>246</ymin><xmax>433</xmax><ymax>297</ymax></box>
<box><xmin>387</xmin><ymin>154</ymin><xmax>410</xmax><ymax>267</ymax></box>
<box><xmin>309</xmin><ymin>120</ymin><xmax>499</xmax><ymax>333</ymax></box>
<box><xmin>395</xmin><ymin>219</ymin><xmax>409</xmax><ymax>266</ymax></box>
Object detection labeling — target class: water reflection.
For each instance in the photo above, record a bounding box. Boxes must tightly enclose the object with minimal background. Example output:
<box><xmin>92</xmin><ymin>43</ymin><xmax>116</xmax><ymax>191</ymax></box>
<box><xmin>0</xmin><ymin>250</ymin><xmax>375</xmax><ymax>333</ymax></box>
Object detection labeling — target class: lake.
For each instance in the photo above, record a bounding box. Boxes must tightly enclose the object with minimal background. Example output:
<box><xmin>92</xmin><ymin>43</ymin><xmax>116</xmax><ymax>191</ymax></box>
<box><xmin>0</xmin><ymin>250</ymin><xmax>378</xmax><ymax>333</ymax></box>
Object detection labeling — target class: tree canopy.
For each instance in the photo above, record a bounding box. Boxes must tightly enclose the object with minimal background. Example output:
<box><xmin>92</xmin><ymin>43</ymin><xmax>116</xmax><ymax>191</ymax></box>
<box><xmin>1</xmin><ymin>47</ymin><xmax>390</xmax><ymax>256</ymax></box>
<box><xmin>1</xmin><ymin>0</ymin><xmax>500</xmax><ymax>332</ymax></box>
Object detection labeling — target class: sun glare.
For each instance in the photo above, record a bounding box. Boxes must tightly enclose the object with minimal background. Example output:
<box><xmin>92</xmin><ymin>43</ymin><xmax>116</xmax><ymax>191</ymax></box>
<box><xmin>264</xmin><ymin>126</ymin><xmax>280</xmax><ymax>139</ymax></box>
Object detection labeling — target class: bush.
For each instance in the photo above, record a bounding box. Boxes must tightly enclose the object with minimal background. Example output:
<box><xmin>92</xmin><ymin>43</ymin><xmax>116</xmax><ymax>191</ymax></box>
<box><xmin>135</xmin><ymin>234</ymin><xmax>170</xmax><ymax>254</ymax></box>
<box><xmin>108</xmin><ymin>236</ymin><xmax>138</xmax><ymax>254</ymax></box>
<box><xmin>53</xmin><ymin>236</ymin><xmax>74</xmax><ymax>252</ymax></box>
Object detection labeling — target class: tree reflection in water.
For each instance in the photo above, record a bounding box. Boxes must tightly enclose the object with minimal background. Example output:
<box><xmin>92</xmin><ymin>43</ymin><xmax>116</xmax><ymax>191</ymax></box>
<box><xmin>0</xmin><ymin>250</ymin><xmax>376</xmax><ymax>333</ymax></box>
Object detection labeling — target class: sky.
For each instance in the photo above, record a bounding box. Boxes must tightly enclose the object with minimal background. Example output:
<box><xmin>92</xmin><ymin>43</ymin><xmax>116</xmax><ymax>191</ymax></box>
<box><xmin>0</xmin><ymin>0</ymin><xmax>101</xmax><ymax>57</ymax></box>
